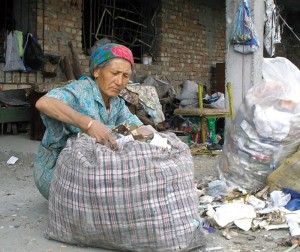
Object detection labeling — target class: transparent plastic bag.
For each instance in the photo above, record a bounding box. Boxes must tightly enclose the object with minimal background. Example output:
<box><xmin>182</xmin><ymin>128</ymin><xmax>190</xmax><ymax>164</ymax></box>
<box><xmin>216</xmin><ymin>57</ymin><xmax>300</xmax><ymax>191</ymax></box>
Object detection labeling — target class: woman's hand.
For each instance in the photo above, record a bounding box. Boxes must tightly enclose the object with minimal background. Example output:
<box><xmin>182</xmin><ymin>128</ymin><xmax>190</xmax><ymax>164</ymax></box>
<box><xmin>85</xmin><ymin>120</ymin><xmax>118</xmax><ymax>151</ymax></box>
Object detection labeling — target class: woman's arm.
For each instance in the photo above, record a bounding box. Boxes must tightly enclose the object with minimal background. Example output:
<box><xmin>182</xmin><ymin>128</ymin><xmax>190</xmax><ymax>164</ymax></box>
<box><xmin>36</xmin><ymin>96</ymin><xmax>92</xmax><ymax>131</ymax></box>
<box><xmin>36</xmin><ymin>96</ymin><xmax>118</xmax><ymax>150</ymax></box>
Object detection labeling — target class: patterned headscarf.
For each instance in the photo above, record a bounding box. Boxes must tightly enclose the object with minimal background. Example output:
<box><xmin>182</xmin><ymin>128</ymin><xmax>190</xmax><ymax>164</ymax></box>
<box><xmin>89</xmin><ymin>43</ymin><xmax>134</xmax><ymax>75</ymax></box>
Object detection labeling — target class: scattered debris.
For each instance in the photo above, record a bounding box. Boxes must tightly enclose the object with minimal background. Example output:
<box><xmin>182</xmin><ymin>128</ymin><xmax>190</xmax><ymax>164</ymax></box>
<box><xmin>205</xmin><ymin>246</ymin><xmax>224</xmax><ymax>251</ymax></box>
<box><xmin>198</xmin><ymin>180</ymin><xmax>300</xmax><ymax>250</ymax></box>
<box><xmin>190</xmin><ymin>145</ymin><xmax>222</xmax><ymax>156</ymax></box>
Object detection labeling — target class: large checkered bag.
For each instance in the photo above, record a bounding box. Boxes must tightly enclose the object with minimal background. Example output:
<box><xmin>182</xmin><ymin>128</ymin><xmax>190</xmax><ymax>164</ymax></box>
<box><xmin>45</xmin><ymin>133</ymin><xmax>205</xmax><ymax>251</ymax></box>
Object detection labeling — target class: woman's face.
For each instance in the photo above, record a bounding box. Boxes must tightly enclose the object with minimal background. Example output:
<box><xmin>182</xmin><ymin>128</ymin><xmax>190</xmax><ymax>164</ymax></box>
<box><xmin>94</xmin><ymin>58</ymin><xmax>132</xmax><ymax>100</ymax></box>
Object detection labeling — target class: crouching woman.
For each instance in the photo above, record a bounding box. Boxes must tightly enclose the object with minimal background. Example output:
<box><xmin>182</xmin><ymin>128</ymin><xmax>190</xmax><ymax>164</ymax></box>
<box><xmin>33</xmin><ymin>43</ymin><xmax>143</xmax><ymax>199</ymax></box>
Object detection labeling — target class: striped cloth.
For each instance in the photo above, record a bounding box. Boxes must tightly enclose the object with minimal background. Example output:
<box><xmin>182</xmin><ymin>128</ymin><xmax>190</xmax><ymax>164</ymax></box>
<box><xmin>46</xmin><ymin>133</ymin><xmax>206</xmax><ymax>251</ymax></box>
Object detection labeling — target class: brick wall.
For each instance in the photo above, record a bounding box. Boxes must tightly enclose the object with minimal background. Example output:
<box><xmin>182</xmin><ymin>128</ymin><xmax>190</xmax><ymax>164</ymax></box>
<box><xmin>132</xmin><ymin>0</ymin><xmax>226</xmax><ymax>90</ymax></box>
<box><xmin>0</xmin><ymin>0</ymin><xmax>226</xmax><ymax>92</ymax></box>
<box><xmin>153</xmin><ymin>0</ymin><xmax>226</xmax><ymax>87</ymax></box>
<box><xmin>0</xmin><ymin>0</ymin><xmax>88</xmax><ymax>91</ymax></box>
<box><xmin>38</xmin><ymin>0</ymin><xmax>89</xmax><ymax>73</ymax></box>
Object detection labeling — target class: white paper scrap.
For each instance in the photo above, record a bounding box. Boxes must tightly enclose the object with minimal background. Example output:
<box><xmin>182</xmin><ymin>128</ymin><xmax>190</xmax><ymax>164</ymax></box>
<box><xmin>150</xmin><ymin>133</ymin><xmax>171</xmax><ymax>150</ymax></box>
<box><xmin>7</xmin><ymin>156</ymin><xmax>19</xmax><ymax>165</ymax></box>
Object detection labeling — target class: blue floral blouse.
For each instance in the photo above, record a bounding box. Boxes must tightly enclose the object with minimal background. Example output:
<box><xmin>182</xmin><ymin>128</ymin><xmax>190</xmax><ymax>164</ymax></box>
<box><xmin>33</xmin><ymin>76</ymin><xmax>142</xmax><ymax>199</ymax></box>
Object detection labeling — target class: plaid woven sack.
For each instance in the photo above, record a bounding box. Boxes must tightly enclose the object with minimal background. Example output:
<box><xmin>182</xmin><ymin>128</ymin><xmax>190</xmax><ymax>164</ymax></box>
<box><xmin>46</xmin><ymin>133</ymin><xmax>206</xmax><ymax>251</ymax></box>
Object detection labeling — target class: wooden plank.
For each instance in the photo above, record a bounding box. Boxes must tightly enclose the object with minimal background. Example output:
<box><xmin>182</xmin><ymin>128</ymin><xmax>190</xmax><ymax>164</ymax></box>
<box><xmin>174</xmin><ymin>108</ymin><xmax>231</xmax><ymax>117</ymax></box>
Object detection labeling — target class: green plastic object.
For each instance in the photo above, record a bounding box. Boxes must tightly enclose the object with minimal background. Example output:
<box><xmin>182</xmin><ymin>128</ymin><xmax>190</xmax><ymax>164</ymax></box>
<box><xmin>207</xmin><ymin>118</ymin><xmax>216</xmax><ymax>143</ymax></box>
<box><xmin>188</xmin><ymin>128</ymin><xmax>197</xmax><ymax>144</ymax></box>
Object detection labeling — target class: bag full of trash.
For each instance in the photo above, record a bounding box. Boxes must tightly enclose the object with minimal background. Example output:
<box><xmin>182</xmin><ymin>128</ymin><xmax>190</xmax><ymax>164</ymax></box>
<box><xmin>46</xmin><ymin>133</ymin><xmax>206</xmax><ymax>251</ymax></box>
<box><xmin>215</xmin><ymin>57</ymin><xmax>300</xmax><ymax>191</ymax></box>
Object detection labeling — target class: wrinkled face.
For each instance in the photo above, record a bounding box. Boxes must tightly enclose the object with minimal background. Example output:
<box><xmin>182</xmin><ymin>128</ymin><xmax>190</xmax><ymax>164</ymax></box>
<box><xmin>93</xmin><ymin>58</ymin><xmax>132</xmax><ymax>100</ymax></box>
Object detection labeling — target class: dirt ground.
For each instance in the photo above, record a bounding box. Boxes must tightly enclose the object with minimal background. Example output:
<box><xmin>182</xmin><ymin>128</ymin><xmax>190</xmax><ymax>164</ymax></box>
<box><xmin>0</xmin><ymin>137</ymin><xmax>295</xmax><ymax>252</ymax></box>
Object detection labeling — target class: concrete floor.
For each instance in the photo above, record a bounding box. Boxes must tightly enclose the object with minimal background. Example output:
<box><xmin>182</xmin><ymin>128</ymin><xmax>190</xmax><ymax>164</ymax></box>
<box><xmin>0</xmin><ymin>134</ymin><xmax>117</xmax><ymax>252</ymax></box>
<box><xmin>0</xmin><ymin>133</ymin><xmax>40</xmax><ymax>155</ymax></box>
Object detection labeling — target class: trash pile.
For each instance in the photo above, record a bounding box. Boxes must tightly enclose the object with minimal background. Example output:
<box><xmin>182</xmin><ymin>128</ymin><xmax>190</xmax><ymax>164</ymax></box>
<box><xmin>197</xmin><ymin>57</ymin><xmax>300</xmax><ymax>250</ymax></box>
<box><xmin>197</xmin><ymin>148</ymin><xmax>300</xmax><ymax>250</ymax></box>
<box><xmin>119</xmin><ymin>76</ymin><xmax>226</xmax><ymax>149</ymax></box>
<box><xmin>119</xmin><ymin>75</ymin><xmax>176</xmax><ymax>131</ymax></box>
<box><xmin>196</xmin><ymin>180</ymin><xmax>300</xmax><ymax>249</ymax></box>
<box><xmin>175</xmin><ymin>80</ymin><xmax>199</xmax><ymax>109</ymax></box>
<box><xmin>172</xmin><ymin>79</ymin><xmax>225</xmax><ymax>148</ymax></box>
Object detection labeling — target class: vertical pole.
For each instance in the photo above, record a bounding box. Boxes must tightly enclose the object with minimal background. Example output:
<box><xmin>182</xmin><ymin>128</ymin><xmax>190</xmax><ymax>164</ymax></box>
<box><xmin>225</xmin><ymin>0</ymin><xmax>264</xmax><ymax>113</ymax></box>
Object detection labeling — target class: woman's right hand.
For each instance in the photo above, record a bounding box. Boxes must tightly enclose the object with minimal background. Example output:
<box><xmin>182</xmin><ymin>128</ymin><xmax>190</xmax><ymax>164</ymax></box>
<box><xmin>86</xmin><ymin>120</ymin><xmax>118</xmax><ymax>151</ymax></box>
<box><xmin>35</xmin><ymin>97</ymin><xmax>118</xmax><ymax>150</ymax></box>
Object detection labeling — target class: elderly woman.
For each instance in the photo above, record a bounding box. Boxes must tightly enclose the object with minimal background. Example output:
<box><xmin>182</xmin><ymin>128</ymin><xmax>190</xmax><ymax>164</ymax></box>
<box><xmin>34</xmin><ymin>43</ymin><xmax>143</xmax><ymax>199</ymax></box>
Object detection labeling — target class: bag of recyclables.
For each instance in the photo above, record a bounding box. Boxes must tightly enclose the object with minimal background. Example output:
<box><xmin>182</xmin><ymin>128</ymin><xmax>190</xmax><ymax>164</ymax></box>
<box><xmin>216</xmin><ymin>57</ymin><xmax>300</xmax><ymax>191</ymax></box>
<box><xmin>46</xmin><ymin>133</ymin><xmax>206</xmax><ymax>251</ymax></box>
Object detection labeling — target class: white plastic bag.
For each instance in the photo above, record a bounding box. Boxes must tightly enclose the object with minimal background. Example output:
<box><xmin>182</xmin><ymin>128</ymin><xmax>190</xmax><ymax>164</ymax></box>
<box><xmin>176</xmin><ymin>80</ymin><xmax>198</xmax><ymax>100</ymax></box>
<box><xmin>210</xmin><ymin>93</ymin><xmax>225</xmax><ymax>109</ymax></box>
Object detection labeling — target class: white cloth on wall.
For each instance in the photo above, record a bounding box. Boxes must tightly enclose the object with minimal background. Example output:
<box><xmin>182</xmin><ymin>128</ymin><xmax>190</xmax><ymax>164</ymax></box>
<box><xmin>264</xmin><ymin>0</ymin><xmax>281</xmax><ymax>57</ymax></box>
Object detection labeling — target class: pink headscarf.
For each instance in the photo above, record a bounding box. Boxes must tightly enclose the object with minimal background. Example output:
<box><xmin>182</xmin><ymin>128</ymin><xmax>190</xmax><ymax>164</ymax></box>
<box><xmin>89</xmin><ymin>43</ymin><xmax>134</xmax><ymax>75</ymax></box>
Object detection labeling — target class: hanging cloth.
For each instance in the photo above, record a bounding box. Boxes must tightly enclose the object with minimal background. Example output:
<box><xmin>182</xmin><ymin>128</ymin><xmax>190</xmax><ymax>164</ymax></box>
<box><xmin>3</xmin><ymin>31</ymin><xmax>26</xmax><ymax>72</ymax></box>
<box><xmin>230</xmin><ymin>0</ymin><xmax>259</xmax><ymax>54</ymax></box>
<box><xmin>264</xmin><ymin>0</ymin><xmax>281</xmax><ymax>57</ymax></box>
<box><xmin>23</xmin><ymin>33</ymin><xmax>46</xmax><ymax>71</ymax></box>
<box><xmin>14</xmin><ymin>30</ymin><xmax>24</xmax><ymax>57</ymax></box>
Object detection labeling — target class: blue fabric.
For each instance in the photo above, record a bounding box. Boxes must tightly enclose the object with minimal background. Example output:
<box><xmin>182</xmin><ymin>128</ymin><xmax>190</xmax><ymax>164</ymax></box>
<box><xmin>283</xmin><ymin>188</ymin><xmax>300</xmax><ymax>199</ymax></box>
<box><xmin>283</xmin><ymin>188</ymin><xmax>300</xmax><ymax>211</ymax></box>
<box><xmin>33</xmin><ymin>76</ymin><xmax>142</xmax><ymax>199</ymax></box>
<box><xmin>285</xmin><ymin>199</ymin><xmax>300</xmax><ymax>211</ymax></box>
